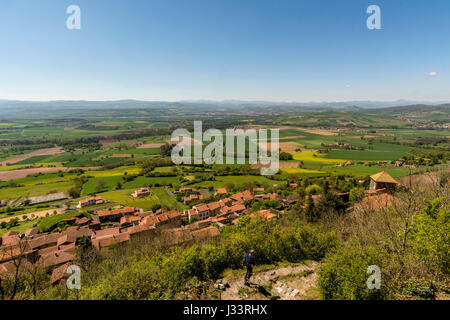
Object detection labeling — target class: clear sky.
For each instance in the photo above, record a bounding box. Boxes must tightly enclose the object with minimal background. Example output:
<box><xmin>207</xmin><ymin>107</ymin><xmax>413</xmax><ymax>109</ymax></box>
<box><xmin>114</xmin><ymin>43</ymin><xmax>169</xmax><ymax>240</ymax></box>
<box><xmin>0</xmin><ymin>0</ymin><xmax>449</xmax><ymax>102</ymax></box>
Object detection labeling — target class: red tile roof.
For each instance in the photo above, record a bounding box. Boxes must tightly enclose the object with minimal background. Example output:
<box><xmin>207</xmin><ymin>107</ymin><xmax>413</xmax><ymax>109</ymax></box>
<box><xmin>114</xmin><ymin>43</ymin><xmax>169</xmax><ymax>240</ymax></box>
<box><xmin>24</xmin><ymin>228</ymin><xmax>39</xmax><ymax>238</ymax></box>
<box><xmin>97</xmin><ymin>207</ymin><xmax>137</xmax><ymax>218</ymax></box>
<box><xmin>92</xmin><ymin>232</ymin><xmax>130</xmax><ymax>250</ymax></box>
<box><xmin>230</xmin><ymin>204</ymin><xmax>246</xmax><ymax>213</ymax></box>
<box><xmin>207</xmin><ymin>202</ymin><xmax>221</xmax><ymax>211</ymax></box>
<box><xmin>216</xmin><ymin>188</ymin><xmax>227</xmax><ymax>194</ymax></box>
<box><xmin>127</xmin><ymin>224</ymin><xmax>156</xmax><ymax>236</ymax></box>
<box><xmin>194</xmin><ymin>203</ymin><xmax>209</xmax><ymax>213</ymax></box>
<box><xmin>38</xmin><ymin>250</ymin><xmax>75</xmax><ymax>268</ymax></box>
<box><xmin>250</xmin><ymin>209</ymin><xmax>277</xmax><ymax>221</ymax></box>
<box><xmin>358</xmin><ymin>193</ymin><xmax>396</xmax><ymax>210</ymax></box>
<box><xmin>242</xmin><ymin>190</ymin><xmax>254</xmax><ymax>201</ymax></box>
<box><xmin>119</xmin><ymin>215</ymin><xmax>141</xmax><ymax>226</ymax></box>
<box><xmin>50</xmin><ymin>262</ymin><xmax>72</xmax><ymax>286</ymax></box>
<box><xmin>27</xmin><ymin>233</ymin><xmax>60</xmax><ymax>250</ymax></box>
<box><xmin>92</xmin><ymin>227</ymin><xmax>120</xmax><ymax>240</ymax></box>
<box><xmin>79</xmin><ymin>196</ymin><xmax>104</xmax><ymax>205</ymax></box>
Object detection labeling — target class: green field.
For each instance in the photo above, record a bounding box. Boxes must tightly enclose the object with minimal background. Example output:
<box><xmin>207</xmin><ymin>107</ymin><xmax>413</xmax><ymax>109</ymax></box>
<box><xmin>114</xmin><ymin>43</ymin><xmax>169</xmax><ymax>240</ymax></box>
<box><xmin>323</xmin><ymin>164</ymin><xmax>411</xmax><ymax>178</ymax></box>
<box><xmin>293</xmin><ymin>151</ymin><xmax>345</xmax><ymax>163</ymax></box>
<box><xmin>99</xmin><ymin>187</ymin><xmax>181</xmax><ymax>211</ymax></box>
<box><xmin>0</xmin><ymin>110</ymin><xmax>447</xmax><ymax>219</ymax></box>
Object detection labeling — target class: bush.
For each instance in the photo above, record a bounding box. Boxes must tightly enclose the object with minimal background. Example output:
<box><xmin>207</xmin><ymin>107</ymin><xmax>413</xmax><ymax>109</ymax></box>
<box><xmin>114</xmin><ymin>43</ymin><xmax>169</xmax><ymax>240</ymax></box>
<box><xmin>318</xmin><ymin>243</ymin><xmax>387</xmax><ymax>300</ymax></box>
<box><xmin>151</xmin><ymin>204</ymin><xmax>162</xmax><ymax>212</ymax></box>
<box><xmin>279</xmin><ymin>152</ymin><xmax>293</xmax><ymax>161</ymax></box>
<box><xmin>402</xmin><ymin>278</ymin><xmax>436</xmax><ymax>299</ymax></box>
<box><xmin>410</xmin><ymin>198</ymin><xmax>450</xmax><ymax>275</ymax></box>
<box><xmin>305</xmin><ymin>184</ymin><xmax>323</xmax><ymax>195</ymax></box>
<box><xmin>349</xmin><ymin>187</ymin><xmax>365</xmax><ymax>203</ymax></box>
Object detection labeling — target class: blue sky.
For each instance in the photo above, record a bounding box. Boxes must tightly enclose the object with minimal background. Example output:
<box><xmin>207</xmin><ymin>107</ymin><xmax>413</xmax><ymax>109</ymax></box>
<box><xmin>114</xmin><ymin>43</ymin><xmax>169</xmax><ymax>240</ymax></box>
<box><xmin>0</xmin><ymin>0</ymin><xmax>449</xmax><ymax>102</ymax></box>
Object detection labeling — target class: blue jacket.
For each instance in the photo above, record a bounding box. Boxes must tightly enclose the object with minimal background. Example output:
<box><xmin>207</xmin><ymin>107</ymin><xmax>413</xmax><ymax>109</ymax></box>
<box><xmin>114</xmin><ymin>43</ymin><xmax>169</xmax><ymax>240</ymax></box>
<box><xmin>243</xmin><ymin>253</ymin><xmax>255</xmax><ymax>267</ymax></box>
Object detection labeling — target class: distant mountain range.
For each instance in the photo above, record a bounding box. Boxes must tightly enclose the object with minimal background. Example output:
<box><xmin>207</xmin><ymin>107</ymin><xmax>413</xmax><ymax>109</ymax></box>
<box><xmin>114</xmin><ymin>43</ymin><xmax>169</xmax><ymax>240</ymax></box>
<box><xmin>0</xmin><ymin>99</ymin><xmax>449</xmax><ymax>110</ymax></box>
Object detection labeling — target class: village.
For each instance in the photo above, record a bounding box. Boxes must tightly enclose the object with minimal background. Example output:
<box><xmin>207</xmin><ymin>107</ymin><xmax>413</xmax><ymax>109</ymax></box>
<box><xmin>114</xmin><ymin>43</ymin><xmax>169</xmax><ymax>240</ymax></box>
<box><xmin>0</xmin><ymin>170</ymin><xmax>401</xmax><ymax>287</ymax></box>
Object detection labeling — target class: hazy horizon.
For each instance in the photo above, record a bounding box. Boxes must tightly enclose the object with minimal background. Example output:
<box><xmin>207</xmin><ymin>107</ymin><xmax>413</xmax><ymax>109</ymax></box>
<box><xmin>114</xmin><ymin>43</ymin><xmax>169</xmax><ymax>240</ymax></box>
<box><xmin>0</xmin><ymin>98</ymin><xmax>449</xmax><ymax>105</ymax></box>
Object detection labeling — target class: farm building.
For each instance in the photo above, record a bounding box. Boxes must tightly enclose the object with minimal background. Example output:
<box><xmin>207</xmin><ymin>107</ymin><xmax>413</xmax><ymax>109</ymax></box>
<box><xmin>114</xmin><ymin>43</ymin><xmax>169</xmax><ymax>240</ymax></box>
<box><xmin>120</xmin><ymin>215</ymin><xmax>141</xmax><ymax>228</ymax></box>
<box><xmin>77</xmin><ymin>196</ymin><xmax>105</xmax><ymax>208</ymax></box>
<box><xmin>184</xmin><ymin>194</ymin><xmax>203</xmax><ymax>205</ymax></box>
<box><xmin>369</xmin><ymin>171</ymin><xmax>399</xmax><ymax>192</ymax></box>
<box><xmin>97</xmin><ymin>207</ymin><xmax>140</xmax><ymax>223</ymax></box>
<box><xmin>395</xmin><ymin>161</ymin><xmax>403</xmax><ymax>167</ymax></box>
<box><xmin>190</xmin><ymin>204</ymin><xmax>210</xmax><ymax>221</ymax></box>
<box><xmin>250</xmin><ymin>209</ymin><xmax>278</xmax><ymax>221</ymax></box>
<box><xmin>174</xmin><ymin>187</ymin><xmax>198</xmax><ymax>195</ymax></box>
<box><xmin>142</xmin><ymin>210</ymin><xmax>183</xmax><ymax>228</ymax></box>
<box><xmin>215</xmin><ymin>188</ymin><xmax>227</xmax><ymax>195</ymax></box>
<box><xmin>132</xmin><ymin>188</ymin><xmax>150</xmax><ymax>198</ymax></box>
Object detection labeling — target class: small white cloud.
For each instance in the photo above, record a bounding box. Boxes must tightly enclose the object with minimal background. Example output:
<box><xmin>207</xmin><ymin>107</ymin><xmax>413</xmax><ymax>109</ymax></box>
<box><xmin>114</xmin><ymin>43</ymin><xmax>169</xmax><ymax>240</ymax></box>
<box><xmin>429</xmin><ymin>71</ymin><xmax>437</xmax><ymax>76</ymax></box>
<box><xmin>345</xmin><ymin>84</ymin><xmax>351</xmax><ymax>88</ymax></box>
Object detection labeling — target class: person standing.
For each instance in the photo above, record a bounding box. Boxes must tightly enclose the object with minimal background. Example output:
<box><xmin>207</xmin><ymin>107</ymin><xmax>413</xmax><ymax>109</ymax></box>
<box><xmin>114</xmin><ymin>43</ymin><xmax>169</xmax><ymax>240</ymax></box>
<box><xmin>243</xmin><ymin>249</ymin><xmax>255</xmax><ymax>286</ymax></box>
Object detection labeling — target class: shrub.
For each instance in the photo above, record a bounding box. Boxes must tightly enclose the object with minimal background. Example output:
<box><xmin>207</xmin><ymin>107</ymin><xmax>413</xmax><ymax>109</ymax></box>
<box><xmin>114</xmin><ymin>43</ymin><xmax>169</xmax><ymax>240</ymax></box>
<box><xmin>402</xmin><ymin>278</ymin><xmax>436</xmax><ymax>299</ymax></box>
<box><xmin>305</xmin><ymin>184</ymin><xmax>323</xmax><ymax>195</ymax></box>
<box><xmin>349</xmin><ymin>187</ymin><xmax>365</xmax><ymax>203</ymax></box>
<box><xmin>410</xmin><ymin>198</ymin><xmax>450</xmax><ymax>275</ymax></box>
<box><xmin>318</xmin><ymin>243</ymin><xmax>387</xmax><ymax>300</ymax></box>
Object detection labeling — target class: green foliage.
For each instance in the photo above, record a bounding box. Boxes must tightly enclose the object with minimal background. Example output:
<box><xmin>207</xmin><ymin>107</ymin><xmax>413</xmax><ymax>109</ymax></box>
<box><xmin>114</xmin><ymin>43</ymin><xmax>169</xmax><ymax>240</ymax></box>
<box><xmin>6</xmin><ymin>217</ymin><xmax>19</xmax><ymax>229</ymax></box>
<box><xmin>410</xmin><ymin>198</ymin><xmax>449</xmax><ymax>274</ymax></box>
<box><xmin>304</xmin><ymin>197</ymin><xmax>321</xmax><ymax>222</ymax></box>
<box><xmin>51</xmin><ymin>216</ymin><xmax>338</xmax><ymax>300</ymax></box>
<box><xmin>318</xmin><ymin>243</ymin><xmax>387</xmax><ymax>300</ymax></box>
<box><xmin>37</xmin><ymin>211</ymin><xmax>84</xmax><ymax>233</ymax></box>
<box><xmin>317</xmin><ymin>192</ymin><xmax>347</xmax><ymax>215</ymax></box>
<box><xmin>401</xmin><ymin>278</ymin><xmax>437</xmax><ymax>299</ymax></box>
<box><xmin>349</xmin><ymin>187</ymin><xmax>365</xmax><ymax>203</ymax></box>
<box><xmin>279</xmin><ymin>152</ymin><xmax>293</xmax><ymax>161</ymax></box>
<box><xmin>305</xmin><ymin>184</ymin><xmax>323</xmax><ymax>195</ymax></box>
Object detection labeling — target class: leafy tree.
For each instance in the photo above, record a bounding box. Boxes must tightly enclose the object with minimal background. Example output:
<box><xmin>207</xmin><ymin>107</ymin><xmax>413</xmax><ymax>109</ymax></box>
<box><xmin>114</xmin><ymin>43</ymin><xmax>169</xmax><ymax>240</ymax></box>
<box><xmin>68</xmin><ymin>187</ymin><xmax>81</xmax><ymax>199</ymax></box>
<box><xmin>225</xmin><ymin>182</ymin><xmax>235</xmax><ymax>192</ymax></box>
<box><xmin>349</xmin><ymin>187</ymin><xmax>365</xmax><ymax>203</ymax></box>
<box><xmin>279</xmin><ymin>152</ymin><xmax>293</xmax><ymax>161</ymax></box>
<box><xmin>151</xmin><ymin>204</ymin><xmax>162</xmax><ymax>212</ymax></box>
<box><xmin>96</xmin><ymin>180</ymin><xmax>107</xmax><ymax>192</ymax></box>
<box><xmin>305</xmin><ymin>184</ymin><xmax>323</xmax><ymax>195</ymax></box>
<box><xmin>75</xmin><ymin>237</ymin><xmax>101</xmax><ymax>271</ymax></box>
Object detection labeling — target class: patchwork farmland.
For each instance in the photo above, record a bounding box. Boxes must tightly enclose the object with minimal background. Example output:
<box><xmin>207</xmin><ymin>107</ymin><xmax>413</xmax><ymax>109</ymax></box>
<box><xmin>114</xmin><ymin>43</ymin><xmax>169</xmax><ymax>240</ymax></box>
<box><xmin>0</xmin><ymin>105</ymin><xmax>448</xmax><ymax>301</ymax></box>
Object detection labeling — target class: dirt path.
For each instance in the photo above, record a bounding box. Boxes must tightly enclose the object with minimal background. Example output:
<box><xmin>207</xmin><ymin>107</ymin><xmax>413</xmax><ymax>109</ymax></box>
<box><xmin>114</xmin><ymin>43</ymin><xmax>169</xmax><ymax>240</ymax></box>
<box><xmin>137</xmin><ymin>143</ymin><xmax>165</xmax><ymax>149</ymax></box>
<box><xmin>0</xmin><ymin>166</ymin><xmax>101</xmax><ymax>181</ymax></box>
<box><xmin>221</xmin><ymin>261</ymin><xmax>319</xmax><ymax>300</ymax></box>
<box><xmin>296</xmin><ymin>128</ymin><xmax>338</xmax><ymax>136</ymax></box>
